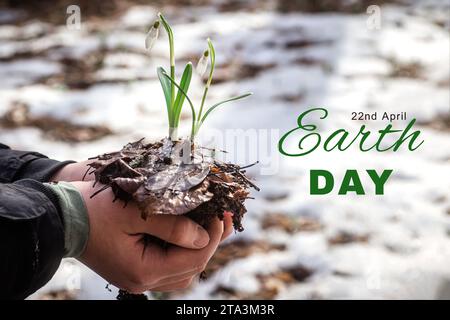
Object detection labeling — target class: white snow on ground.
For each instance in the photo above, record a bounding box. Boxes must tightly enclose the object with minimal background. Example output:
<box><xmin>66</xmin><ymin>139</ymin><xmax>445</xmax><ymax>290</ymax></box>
<box><xmin>1</xmin><ymin>1</ymin><xmax>449</xmax><ymax>299</ymax></box>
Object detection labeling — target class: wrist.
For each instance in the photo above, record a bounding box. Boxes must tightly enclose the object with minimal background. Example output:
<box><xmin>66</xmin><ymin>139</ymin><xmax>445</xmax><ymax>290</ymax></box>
<box><xmin>45</xmin><ymin>181</ymin><xmax>90</xmax><ymax>258</ymax></box>
<box><xmin>50</xmin><ymin>161</ymin><xmax>92</xmax><ymax>182</ymax></box>
<box><xmin>50</xmin><ymin>163</ymin><xmax>76</xmax><ymax>182</ymax></box>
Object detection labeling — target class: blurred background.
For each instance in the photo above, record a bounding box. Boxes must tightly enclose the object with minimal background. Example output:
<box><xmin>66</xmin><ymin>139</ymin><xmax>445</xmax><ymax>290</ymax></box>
<box><xmin>0</xmin><ymin>0</ymin><xmax>449</xmax><ymax>299</ymax></box>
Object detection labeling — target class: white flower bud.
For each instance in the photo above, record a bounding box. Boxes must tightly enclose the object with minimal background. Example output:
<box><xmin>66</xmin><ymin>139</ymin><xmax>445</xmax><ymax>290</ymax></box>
<box><xmin>145</xmin><ymin>20</ymin><xmax>160</xmax><ymax>52</ymax></box>
<box><xmin>196</xmin><ymin>49</ymin><xmax>209</xmax><ymax>77</ymax></box>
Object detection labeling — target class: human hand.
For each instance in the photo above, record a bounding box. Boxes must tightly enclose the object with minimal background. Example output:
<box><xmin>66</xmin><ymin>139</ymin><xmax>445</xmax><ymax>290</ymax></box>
<box><xmin>72</xmin><ymin>181</ymin><xmax>233</xmax><ymax>293</ymax></box>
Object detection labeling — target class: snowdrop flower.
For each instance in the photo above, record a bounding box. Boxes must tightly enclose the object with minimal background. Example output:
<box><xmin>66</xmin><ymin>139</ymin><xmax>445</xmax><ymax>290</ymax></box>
<box><xmin>196</xmin><ymin>49</ymin><xmax>209</xmax><ymax>77</ymax></box>
<box><xmin>145</xmin><ymin>20</ymin><xmax>160</xmax><ymax>52</ymax></box>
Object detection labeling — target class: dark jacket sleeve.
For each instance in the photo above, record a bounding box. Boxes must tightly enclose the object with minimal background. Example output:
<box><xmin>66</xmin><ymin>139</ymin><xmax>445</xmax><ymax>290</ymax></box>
<box><xmin>0</xmin><ymin>144</ymin><xmax>72</xmax><ymax>299</ymax></box>
<box><xmin>0</xmin><ymin>143</ymin><xmax>74</xmax><ymax>183</ymax></box>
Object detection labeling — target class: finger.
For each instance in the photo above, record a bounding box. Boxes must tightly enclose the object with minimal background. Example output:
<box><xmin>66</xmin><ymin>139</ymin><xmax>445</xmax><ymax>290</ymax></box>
<box><xmin>159</xmin><ymin>218</ymin><xmax>223</xmax><ymax>275</ymax></box>
<box><xmin>135</xmin><ymin>234</ymin><xmax>204</xmax><ymax>286</ymax></box>
<box><xmin>151</xmin><ymin>277</ymin><xmax>194</xmax><ymax>292</ymax></box>
<box><xmin>221</xmin><ymin>212</ymin><xmax>234</xmax><ymax>242</ymax></box>
<box><xmin>131</xmin><ymin>214</ymin><xmax>210</xmax><ymax>249</ymax></box>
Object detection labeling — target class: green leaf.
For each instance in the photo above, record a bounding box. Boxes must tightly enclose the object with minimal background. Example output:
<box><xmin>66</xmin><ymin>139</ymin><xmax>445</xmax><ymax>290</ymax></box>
<box><xmin>158</xmin><ymin>13</ymin><xmax>176</xmax><ymax>105</ymax></box>
<box><xmin>157</xmin><ymin>67</ymin><xmax>173</xmax><ymax>125</ymax></box>
<box><xmin>197</xmin><ymin>39</ymin><xmax>216</xmax><ymax>122</ymax></box>
<box><xmin>173</xmin><ymin>62</ymin><xmax>193</xmax><ymax>127</ymax></box>
<box><xmin>200</xmin><ymin>93</ymin><xmax>252</xmax><ymax>124</ymax></box>
<box><xmin>158</xmin><ymin>13</ymin><xmax>174</xmax><ymax>62</ymax></box>
<box><xmin>162</xmin><ymin>71</ymin><xmax>197</xmax><ymax>139</ymax></box>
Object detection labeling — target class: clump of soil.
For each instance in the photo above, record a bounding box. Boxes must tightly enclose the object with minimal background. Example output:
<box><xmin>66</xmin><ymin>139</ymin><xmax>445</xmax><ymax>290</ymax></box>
<box><xmin>116</xmin><ymin>290</ymin><xmax>147</xmax><ymax>300</ymax></box>
<box><xmin>0</xmin><ymin>102</ymin><xmax>113</xmax><ymax>142</ymax></box>
<box><xmin>86</xmin><ymin>138</ymin><xmax>259</xmax><ymax>232</ymax></box>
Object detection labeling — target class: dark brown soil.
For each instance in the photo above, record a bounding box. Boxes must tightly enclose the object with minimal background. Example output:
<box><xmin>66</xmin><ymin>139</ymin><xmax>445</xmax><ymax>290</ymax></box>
<box><xmin>116</xmin><ymin>289</ymin><xmax>147</xmax><ymax>300</ymax></box>
<box><xmin>87</xmin><ymin>138</ymin><xmax>259</xmax><ymax>231</ymax></box>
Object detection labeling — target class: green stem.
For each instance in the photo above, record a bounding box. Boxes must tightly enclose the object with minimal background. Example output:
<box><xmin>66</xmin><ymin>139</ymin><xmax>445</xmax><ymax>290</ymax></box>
<box><xmin>169</xmin><ymin>127</ymin><xmax>177</xmax><ymax>140</ymax></box>
<box><xmin>197</xmin><ymin>39</ymin><xmax>215</xmax><ymax>128</ymax></box>
<box><xmin>159</xmin><ymin>13</ymin><xmax>176</xmax><ymax>135</ymax></box>
<box><xmin>197</xmin><ymin>86</ymin><xmax>209</xmax><ymax>126</ymax></box>
<box><xmin>162</xmin><ymin>72</ymin><xmax>197</xmax><ymax>142</ymax></box>
<box><xmin>170</xmin><ymin>63</ymin><xmax>175</xmax><ymax>108</ymax></box>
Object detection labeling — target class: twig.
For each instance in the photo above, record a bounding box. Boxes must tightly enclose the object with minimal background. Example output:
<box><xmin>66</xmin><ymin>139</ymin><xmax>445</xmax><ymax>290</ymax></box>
<box><xmin>90</xmin><ymin>184</ymin><xmax>110</xmax><ymax>198</ymax></box>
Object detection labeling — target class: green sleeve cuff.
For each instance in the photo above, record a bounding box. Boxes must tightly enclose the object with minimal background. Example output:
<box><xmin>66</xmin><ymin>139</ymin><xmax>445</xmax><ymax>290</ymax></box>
<box><xmin>45</xmin><ymin>182</ymin><xmax>90</xmax><ymax>258</ymax></box>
